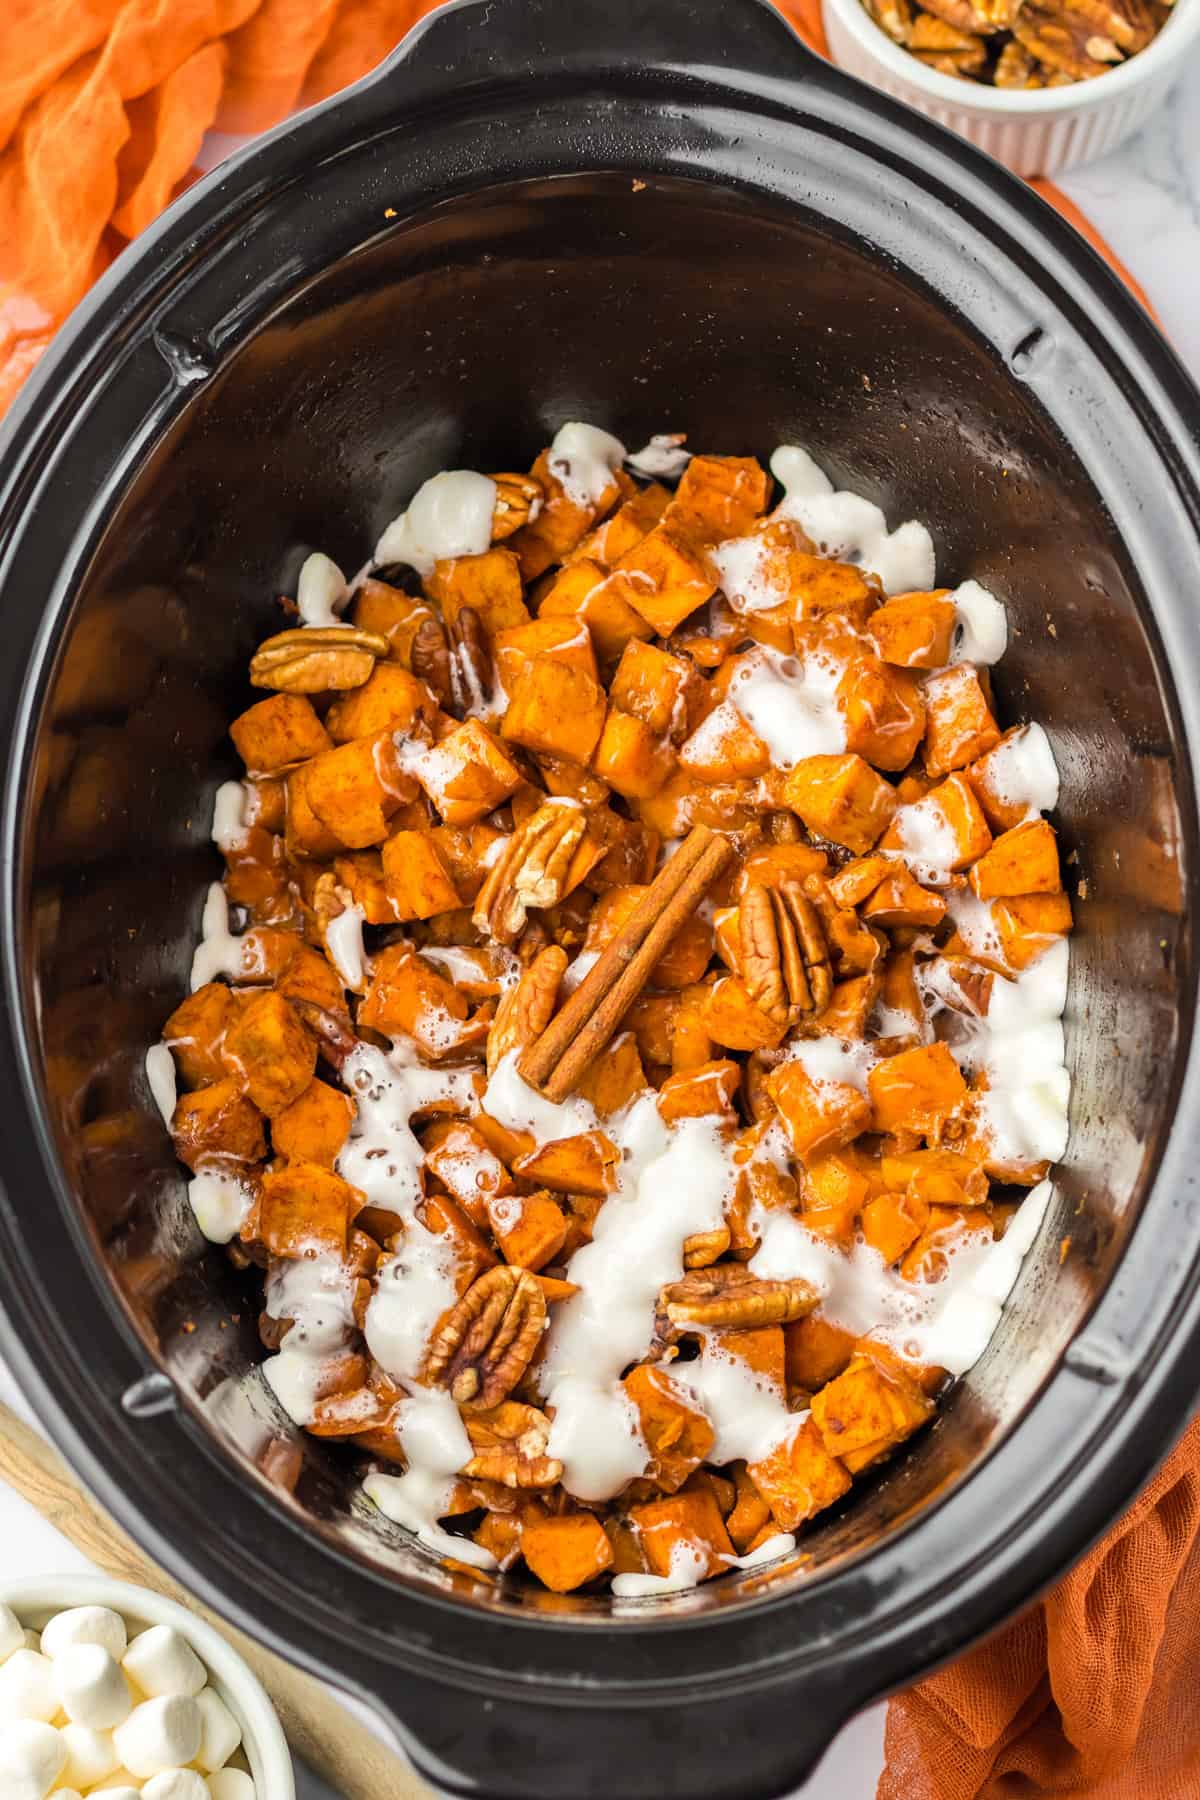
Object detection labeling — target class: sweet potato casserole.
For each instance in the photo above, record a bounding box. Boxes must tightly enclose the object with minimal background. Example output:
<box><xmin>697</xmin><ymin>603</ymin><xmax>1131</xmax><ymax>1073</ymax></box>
<box><xmin>148</xmin><ymin>423</ymin><xmax>1071</xmax><ymax>1596</ymax></box>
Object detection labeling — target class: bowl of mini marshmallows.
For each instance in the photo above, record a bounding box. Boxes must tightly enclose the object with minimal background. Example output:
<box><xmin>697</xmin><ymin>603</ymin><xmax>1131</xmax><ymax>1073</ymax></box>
<box><xmin>0</xmin><ymin>1577</ymin><xmax>294</xmax><ymax>1800</ymax></box>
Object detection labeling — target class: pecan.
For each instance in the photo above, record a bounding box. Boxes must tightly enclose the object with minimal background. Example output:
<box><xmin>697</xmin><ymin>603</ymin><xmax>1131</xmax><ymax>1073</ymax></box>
<box><xmin>740</xmin><ymin>881</ymin><xmax>832</xmax><ymax>1025</ymax></box>
<box><xmin>742</xmin><ymin>1048</ymin><xmax>783</xmax><ymax>1124</ymax></box>
<box><xmin>908</xmin><ymin>10</ymin><xmax>988</xmax><ymax>65</ymax></box>
<box><xmin>450</xmin><ymin>606</ymin><xmax>496</xmax><ymax>717</ymax></box>
<box><xmin>490</xmin><ymin>472</ymin><xmax>544</xmax><ymax>541</ymax></box>
<box><xmin>994</xmin><ymin>37</ymin><xmax>1044</xmax><ymax>79</ymax></box>
<box><xmin>472</xmin><ymin>800</ymin><xmax>588</xmax><ymax>946</ymax></box>
<box><xmin>767</xmin><ymin>810</ymin><xmax>803</xmax><ymax>845</ymax></box>
<box><xmin>658</xmin><ymin>1266</ymin><xmax>821</xmax><ymax>1331</ymax></box>
<box><xmin>919</xmin><ymin>0</ymin><xmax>1017</xmax><ymax>29</ymax></box>
<box><xmin>250</xmin><ymin>625</ymin><xmax>388</xmax><ymax>694</ymax></box>
<box><xmin>863</xmin><ymin>0</ymin><xmax>915</xmax><ymax>34</ymax></box>
<box><xmin>461</xmin><ymin>1399</ymin><xmax>563</xmax><ymax>1489</ymax></box>
<box><xmin>683</xmin><ymin>1226</ymin><xmax>732</xmax><ymax>1269</ymax></box>
<box><xmin>487</xmin><ymin>945</ymin><xmax>568</xmax><ymax>1077</ymax></box>
<box><xmin>421</xmin><ymin>1265</ymin><xmax>547</xmax><ymax>1409</ymax></box>
<box><xmin>1010</xmin><ymin>0</ymin><xmax>1133</xmax><ymax>71</ymax></box>
<box><xmin>410</xmin><ymin>615</ymin><xmax>454</xmax><ymax>708</ymax></box>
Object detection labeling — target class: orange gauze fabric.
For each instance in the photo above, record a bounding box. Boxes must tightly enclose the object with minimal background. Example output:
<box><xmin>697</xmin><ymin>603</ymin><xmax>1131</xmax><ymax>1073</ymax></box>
<box><xmin>878</xmin><ymin>1413</ymin><xmax>1200</xmax><ymax>1800</ymax></box>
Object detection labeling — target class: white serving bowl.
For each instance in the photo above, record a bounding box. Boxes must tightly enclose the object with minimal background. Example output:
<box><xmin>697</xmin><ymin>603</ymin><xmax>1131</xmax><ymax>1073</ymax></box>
<box><xmin>821</xmin><ymin>0</ymin><xmax>1200</xmax><ymax>174</ymax></box>
<box><xmin>1</xmin><ymin>1575</ymin><xmax>295</xmax><ymax>1798</ymax></box>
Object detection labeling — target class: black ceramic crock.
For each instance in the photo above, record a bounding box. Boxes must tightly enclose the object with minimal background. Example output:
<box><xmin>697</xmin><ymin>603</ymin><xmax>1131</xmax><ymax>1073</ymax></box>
<box><xmin>2</xmin><ymin>1</ymin><xmax>1200</xmax><ymax>1794</ymax></box>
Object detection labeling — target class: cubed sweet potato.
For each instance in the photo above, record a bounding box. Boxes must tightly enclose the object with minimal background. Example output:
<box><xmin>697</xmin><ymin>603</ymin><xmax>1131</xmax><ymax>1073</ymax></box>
<box><xmin>867</xmin><ymin>1042</ymin><xmax>967</xmax><ymax>1137</ymax></box>
<box><xmin>860</xmin><ymin>868</ymin><xmax>947</xmax><ymax>930</ymax></box>
<box><xmin>171</xmin><ymin>1078</ymin><xmax>265</xmax><ymax>1169</ymax></box>
<box><xmin>324</xmin><ymin>664</ymin><xmax>439</xmax><ymax>742</ymax></box>
<box><xmin>657</xmin><ymin>1059</ymin><xmax>741</xmax><ymax>1123</ymax></box>
<box><xmin>781</xmin><ymin>754</ymin><xmax>897</xmax><ymax>856</ymax></box>
<box><xmin>609</xmin><ymin>639</ymin><xmax>702</xmax><ymax>740</ymax></box>
<box><xmin>380</xmin><ymin>829</ymin><xmax>462</xmax><ymax>921</ymax></box>
<box><xmin>487</xmin><ymin>1188</ymin><xmax>567</xmax><ymax>1270</ymax></box>
<box><xmin>969</xmin><ymin>817</ymin><xmax>1062</xmax><ymax>900</ymax></box>
<box><xmin>667</xmin><ymin>454</ymin><xmax>770</xmax><ymax>542</ymax></box>
<box><xmin>303</xmin><ymin>731</ymin><xmax>416</xmax><ymax>850</ymax></box>
<box><xmin>419</xmin><ymin>1190</ymin><xmax>498</xmax><ymax>1293</ymax></box>
<box><xmin>351</xmin><ymin>580</ymin><xmax>434</xmax><ymax>665</ymax></box>
<box><xmin>592</xmin><ymin>707</ymin><xmax>676</xmax><ymax>798</ymax></box>
<box><xmin>993</xmin><ymin>891</ymin><xmax>1073</xmax><ymax>970</ymax></box>
<box><xmin>584</xmin><ymin>884</ymin><xmax>712</xmax><ymax>990</ymax></box>
<box><xmin>271</xmin><ymin>1078</ymin><xmax>356</xmax><ymax>1167</ymax></box>
<box><xmin>508</xmin><ymin>447</ymin><xmax>623</xmax><ymax>580</ymax></box>
<box><xmin>284</xmin><ymin>763</ymin><xmax>343</xmax><ymax>859</ymax></box>
<box><xmin>624</xmin><ymin>1363</ymin><xmax>716</xmax><ymax>1494</ymax></box>
<box><xmin>861</xmin><ymin>1190</ymin><xmax>929</xmax><ymax>1264</ymax></box>
<box><xmin>625</xmin><ymin>993</ymin><xmax>682</xmax><ymax>1068</ymax></box>
<box><xmin>607</xmin><ymin>524</ymin><xmax>718</xmax><ymax>637</ymax></box>
<box><xmin>880</xmin><ymin>770</ymin><xmax>992</xmax><ymax>874</ymax></box>
<box><xmin>412</xmin><ymin>718</ymin><xmax>523</xmax><ymax>825</ymax></box>
<box><xmin>521</xmin><ymin>1512</ymin><xmax>614</xmax><ymax>1593</ymax></box>
<box><xmin>737</xmin><ymin>842</ymin><xmax>829</xmax><ymax>898</ymax></box>
<box><xmin>164</xmin><ymin>982</ymin><xmax>239</xmax><ymax>1088</ymax></box>
<box><xmin>880</xmin><ymin>1147</ymin><xmax>988</xmax><ymax>1209</ymax></box>
<box><xmin>809</xmin><ymin>1354</ymin><xmax>934</xmax><ymax>1474</ymax></box>
<box><xmin>223</xmin><ymin>989</ymin><xmax>316</xmax><ymax>1117</ymax></box>
<box><xmin>706</xmin><ymin>1324</ymin><xmax>786</xmax><ymax>1391</ymax></box>
<box><xmin>538</xmin><ymin>560</ymin><xmax>655</xmax><ymax>665</ymax></box>
<box><xmin>253</xmin><ymin>1162</ymin><xmax>362</xmax><ymax>1257</ymax></box>
<box><xmin>867</xmin><ymin>590</ymin><xmax>956</xmax><ymax>669</ymax></box>
<box><xmin>423</xmin><ymin>1118</ymin><xmax>512</xmax><ymax>1225</ymax></box>
<box><xmin>678</xmin><ymin>700</ymin><xmax>772</xmax><ymax>781</ymax></box>
<box><xmin>501</xmin><ymin>656</ymin><xmax>607</xmax><ymax>764</ymax></box>
<box><xmin>701</xmin><ymin>975</ymin><xmax>787</xmax><ymax>1052</ymax></box>
<box><xmin>922</xmin><ymin>664</ymin><xmax>1000</xmax><ymax>778</ymax></box>
<box><xmin>425</xmin><ymin>546</ymin><xmax>530</xmax><ymax>636</ymax></box>
<box><xmin>725</xmin><ymin>1462</ymin><xmax>773</xmax><ymax>1552</ymax></box>
<box><xmin>628</xmin><ymin>1484</ymin><xmax>734</xmax><ymax>1579</ymax></box>
<box><xmin>512</xmin><ymin>1130</ymin><xmax>620</xmax><ymax>1197</ymax></box>
<box><xmin>747</xmin><ymin>1416</ymin><xmax>851</xmax><ymax>1531</ymax></box>
<box><xmin>230</xmin><ymin>693</ymin><xmax>332</xmax><ymax>774</ymax></box>
<box><xmin>574</xmin><ymin>1030</ymin><xmax>647</xmax><ymax>1117</ymax></box>
<box><xmin>358</xmin><ymin>944</ymin><xmax>483</xmax><ymax>1059</ymax></box>
<box><xmin>494</xmin><ymin>616</ymin><xmax>598</xmax><ymax>691</ymax></box>
<box><xmin>838</xmin><ymin>658</ymin><xmax>926</xmax><ymax>772</ymax></box>
<box><xmin>767</xmin><ymin>1059</ymin><xmax>871</xmax><ymax>1161</ymax></box>
<box><xmin>783</xmin><ymin>1315</ymin><xmax>856</xmax><ymax>1394</ymax></box>
<box><xmin>569</xmin><ymin>482</ymin><xmax>671</xmax><ymax>569</ymax></box>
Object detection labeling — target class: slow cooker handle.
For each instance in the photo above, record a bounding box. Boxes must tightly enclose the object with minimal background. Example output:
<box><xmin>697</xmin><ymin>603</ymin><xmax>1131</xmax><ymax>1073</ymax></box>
<box><xmin>365</xmin><ymin>0</ymin><xmax>829</xmax><ymax>101</ymax></box>
<box><xmin>368</xmin><ymin>1664</ymin><xmax>853</xmax><ymax>1800</ymax></box>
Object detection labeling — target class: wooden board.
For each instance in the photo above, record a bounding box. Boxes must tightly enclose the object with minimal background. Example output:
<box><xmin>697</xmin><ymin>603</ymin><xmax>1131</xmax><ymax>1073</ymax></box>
<box><xmin>0</xmin><ymin>1401</ymin><xmax>429</xmax><ymax>1800</ymax></box>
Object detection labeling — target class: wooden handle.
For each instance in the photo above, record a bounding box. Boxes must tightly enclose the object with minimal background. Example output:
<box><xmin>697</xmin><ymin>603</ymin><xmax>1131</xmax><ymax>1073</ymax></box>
<box><xmin>0</xmin><ymin>1401</ymin><xmax>428</xmax><ymax>1800</ymax></box>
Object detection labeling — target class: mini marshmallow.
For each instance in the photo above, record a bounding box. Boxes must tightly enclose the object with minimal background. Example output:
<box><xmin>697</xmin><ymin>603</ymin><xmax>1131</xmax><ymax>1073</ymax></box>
<box><xmin>21</xmin><ymin>1630</ymin><xmax>42</xmax><ymax>1653</ymax></box>
<box><xmin>193</xmin><ymin>1687</ymin><xmax>241</xmax><ymax>1772</ymax></box>
<box><xmin>40</xmin><ymin>1606</ymin><xmax>127</xmax><ymax>1665</ymax></box>
<box><xmin>142</xmin><ymin>1770</ymin><xmax>211</xmax><ymax>1800</ymax></box>
<box><xmin>57</xmin><ymin>1720</ymin><xmax>119</xmax><ymax>1788</ymax></box>
<box><xmin>0</xmin><ymin>1718</ymin><xmax>65</xmax><ymax>1799</ymax></box>
<box><xmin>113</xmin><ymin>1694</ymin><xmax>201</xmax><ymax>1778</ymax></box>
<box><xmin>52</xmin><ymin>1644</ymin><xmax>132</xmax><ymax>1730</ymax></box>
<box><xmin>0</xmin><ymin>1605</ymin><xmax>23</xmax><ymax>1663</ymax></box>
<box><xmin>49</xmin><ymin>1791</ymin><xmax>83</xmax><ymax>1800</ymax></box>
<box><xmin>207</xmin><ymin>1771</ymin><xmax>256</xmax><ymax>1800</ymax></box>
<box><xmin>122</xmin><ymin>1626</ymin><xmax>206</xmax><ymax>1699</ymax></box>
<box><xmin>87</xmin><ymin>1781</ymin><xmax>142</xmax><ymax>1798</ymax></box>
<box><xmin>0</xmin><ymin>1649</ymin><xmax>58</xmax><ymax>1722</ymax></box>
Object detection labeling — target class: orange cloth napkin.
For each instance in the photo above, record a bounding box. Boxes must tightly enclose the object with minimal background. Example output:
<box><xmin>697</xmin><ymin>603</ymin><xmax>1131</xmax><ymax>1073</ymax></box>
<box><xmin>0</xmin><ymin>5</ymin><xmax>1182</xmax><ymax>1797</ymax></box>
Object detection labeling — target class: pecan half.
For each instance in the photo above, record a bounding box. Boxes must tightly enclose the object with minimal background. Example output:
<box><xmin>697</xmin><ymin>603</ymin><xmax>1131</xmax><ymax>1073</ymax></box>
<box><xmin>909</xmin><ymin>10</ymin><xmax>988</xmax><ymax>65</ymax></box>
<box><xmin>421</xmin><ymin>1265</ymin><xmax>547</xmax><ymax>1409</ymax></box>
<box><xmin>410</xmin><ymin>615</ymin><xmax>454</xmax><ymax>709</ymax></box>
<box><xmin>450</xmin><ymin>606</ymin><xmax>496</xmax><ymax>717</ymax></box>
<box><xmin>683</xmin><ymin>1227</ymin><xmax>732</xmax><ymax>1269</ymax></box>
<box><xmin>993</xmin><ymin>37</ymin><xmax>1044</xmax><ymax>80</ymax></box>
<box><xmin>487</xmin><ymin>944</ymin><xmax>568</xmax><ymax>1077</ymax></box>
<box><xmin>659</xmin><ymin>1265</ymin><xmax>820</xmax><ymax>1330</ymax></box>
<box><xmin>250</xmin><ymin>625</ymin><xmax>388</xmax><ymax>694</ymax></box>
<box><xmin>919</xmin><ymin>0</ymin><xmax>1017</xmax><ymax>30</ymax></box>
<box><xmin>864</xmin><ymin>0</ymin><xmax>914</xmax><ymax>37</ymax></box>
<box><xmin>740</xmin><ymin>881</ymin><xmax>832</xmax><ymax>1024</ymax></box>
<box><xmin>1010</xmin><ymin>0</ymin><xmax>1138</xmax><ymax>72</ymax></box>
<box><xmin>473</xmin><ymin>800</ymin><xmax>588</xmax><ymax>946</ymax></box>
<box><xmin>461</xmin><ymin>1399</ymin><xmax>563</xmax><ymax>1489</ymax></box>
<box><xmin>490</xmin><ymin>472</ymin><xmax>543</xmax><ymax>541</ymax></box>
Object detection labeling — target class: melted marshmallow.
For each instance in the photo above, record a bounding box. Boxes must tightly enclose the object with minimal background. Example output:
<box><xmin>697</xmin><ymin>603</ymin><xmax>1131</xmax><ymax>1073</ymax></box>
<box><xmin>363</xmin><ymin>1389</ymin><xmax>497</xmax><ymax>1571</ymax></box>
<box><xmin>262</xmin><ymin>1254</ymin><xmax>358</xmax><ymax>1426</ymax></box>
<box><xmin>970</xmin><ymin>939</ymin><xmax>1071</xmax><ymax>1169</ymax></box>
<box><xmin>144</xmin><ymin>1044</ymin><xmax>177</xmax><ymax>1128</ymax></box>
<box><xmin>186</xmin><ymin>1170</ymin><xmax>254</xmax><ymax>1245</ymax></box>
<box><xmin>710</xmin><ymin>532</ymin><xmax>790</xmax><ymax>615</ymax></box>
<box><xmin>727</xmin><ymin>646</ymin><xmax>847</xmax><ymax>765</ymax></box>
<box><xmin>770</xmin><ymin>445</ymin><xmax>936</xmax><ymax>594</ymax></box>
<box><xmin>210</xmin><ymin>781</ymin><xmax>250</xmax><ymax>854</ymax></box>
<box><xmin>981</xmin><ymin>723</ymin><xmax>1059</xmax><ymax>820</ymax></box>
<box><xmin>626</xmin><ymin>433</ymin><xmax>691</xmax><ymax>480</ymax></box>
<box><xmin>338</xmin><ymin>1040</ymin><xmax>478</xmax><ymax>1214</ymax></box>
<box><xmin>786</xmin><ymin>1035</ymin><xmax>879</xmax><ymax>1095</ymax></box>
<box><xmin>950</xmin><ymin>579</ymin><xmax>1007</xmax><ymax>666</ymax></box>
<box><xmin>375</xmin><ymin>470</ymin><xmax>497</xmax><ymax>579</ymax></box>
<box><xmin>365</xmin><ymin>1229</ymin><xmax>460</xmax><ymax>1388</ymax></box>
<box><xmin>325</xmin><ymin>905</ymin><xmax>366</xmax><ymax>992</ymax></box>
<box><xmin>674</xmin><ymin>1340</ymin><xmax>794</xmax><ymax>1464</ymax></box>
<box><xmin>547</xmin><ymin>422</ymin><xmax>627</xmax><ymax>510</ymax></box>
<box><xmin>891</xmin><ymin>792</ymin><xmax>961</xmax><ymax>886</ymax></box>
<box><xmin>296</xmin><ymin>552</ymin><xmax>347</xmax><ymax>627</ymax></box>
<box><xmin>189</xmin><ymin>884</ymin><xmax>244</xmax><ymax>991</ymax></box>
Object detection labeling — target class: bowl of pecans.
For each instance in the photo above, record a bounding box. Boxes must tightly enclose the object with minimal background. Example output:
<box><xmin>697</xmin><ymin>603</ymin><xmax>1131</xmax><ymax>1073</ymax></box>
<box><xmin>822</xmin><ymin>0</ymin><xmax>1200</xmax><ymax>174</ymax></box>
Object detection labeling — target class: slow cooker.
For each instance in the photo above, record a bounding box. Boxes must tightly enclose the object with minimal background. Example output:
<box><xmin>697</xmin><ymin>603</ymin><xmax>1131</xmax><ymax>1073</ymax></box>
<box><xmin>2</xmin><ymin>0</ymin><xmax>1199</xmax><ymax>1794</ymax></box>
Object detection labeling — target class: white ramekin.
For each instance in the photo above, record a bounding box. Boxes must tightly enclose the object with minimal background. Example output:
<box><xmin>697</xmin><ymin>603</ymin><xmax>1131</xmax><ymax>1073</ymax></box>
<box><xmin>1</xmin><ymin>1574</ymin><xmax>295</xmax><ymax>1798</ymax></box>
<box><xmin>821</xmin><ymin>0</ymin><xmax>1200</xmax><ymax>175</ymax></box>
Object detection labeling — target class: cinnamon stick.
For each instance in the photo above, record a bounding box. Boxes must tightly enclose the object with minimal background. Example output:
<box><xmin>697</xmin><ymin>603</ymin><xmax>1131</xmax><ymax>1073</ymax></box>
<box><xmin>518</xmin><ymin>824</ymin><xmax>734</xmax><ymax>1102</ymax></box>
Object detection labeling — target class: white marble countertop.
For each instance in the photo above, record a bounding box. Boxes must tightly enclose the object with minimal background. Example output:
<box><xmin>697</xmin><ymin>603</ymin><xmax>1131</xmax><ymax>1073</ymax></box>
<box><xmin>1</xmin><ymin>53</ymin><xmax>1198</xmax><ymax>1799</ymax></box>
